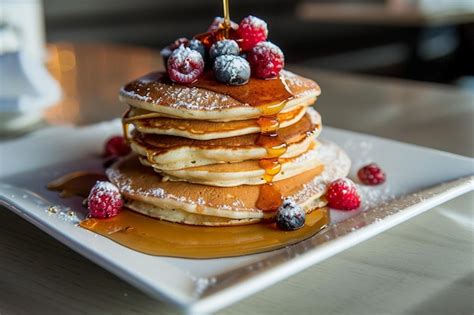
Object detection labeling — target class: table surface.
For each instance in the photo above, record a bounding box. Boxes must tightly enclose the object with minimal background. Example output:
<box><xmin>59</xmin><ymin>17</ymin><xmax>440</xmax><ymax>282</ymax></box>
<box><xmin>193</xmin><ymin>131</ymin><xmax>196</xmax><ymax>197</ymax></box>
<box><xmin>1</xmin><ymin>43</ymin><xmax>473</xmax><ymax>315</ymax></box>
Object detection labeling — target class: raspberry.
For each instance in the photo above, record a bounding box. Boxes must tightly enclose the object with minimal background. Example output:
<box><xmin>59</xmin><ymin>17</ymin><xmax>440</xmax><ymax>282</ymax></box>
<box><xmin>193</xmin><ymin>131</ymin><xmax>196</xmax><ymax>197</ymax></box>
<box><xmin>326</xmin><ymin>178</ymin><xmax>361</xmax><ymax>211</ymax></box>
<box><xmin>160</xmin><ymin>37</ymin><xmax>189</xmax><ymax>67</ymax></box>
<box><xmin>213</xmin><ymin>55</ymin><xmax>250</xmax><ymax>85</ymax></box>
<box><xmin>247</xmin><ymin>41</ymin><xmax>284</xmax><ymax>79</ymax></box>
<box><xmin>87</xmin><ymin>181</ymin><xmax>123</xmax><ymax>218</ymax></box>
<box><xmin>237</xmin><ymin>15</ymin><xmax>268</xmax><ymax>51</ymax></box>
<box><xmin>207</xmin><ymin>16</ymin><xmax>238</xmax><ymax>32</ymax></box>
<box><xmin>358</xmin><ymin>163</ymin><xmax>386</xmax><ymax>185</ymax></box>
<box><xmin>276</xmin><ymin>198</ymin><xmax>306</xmax><ymax>231</ymax></box>
<box><xmin>167</xmin><ymin>45</ymin><xmax>205</xmax><ymax>84</ymax></box>
<box><xmin>104</xmin><ymin>136</ymin><xmax>130</xmax><ymax>157</ymax></box>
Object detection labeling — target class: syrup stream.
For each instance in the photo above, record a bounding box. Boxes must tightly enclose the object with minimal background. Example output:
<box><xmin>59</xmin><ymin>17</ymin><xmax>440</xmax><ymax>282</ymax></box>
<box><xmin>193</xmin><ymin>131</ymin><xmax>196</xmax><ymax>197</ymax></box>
<box><xmin>222</xmin><ymin>0</ymin><xmax>231</xmax><ymax>30</ymax></box>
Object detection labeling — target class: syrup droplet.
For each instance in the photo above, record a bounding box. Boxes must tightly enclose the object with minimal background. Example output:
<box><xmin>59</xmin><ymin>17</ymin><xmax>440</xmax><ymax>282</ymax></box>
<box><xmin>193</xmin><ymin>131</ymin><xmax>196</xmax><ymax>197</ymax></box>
<box><xmin>258</xmin><ymin>159</ymin><xmax>282</xmax><ymax>182</ymax></box>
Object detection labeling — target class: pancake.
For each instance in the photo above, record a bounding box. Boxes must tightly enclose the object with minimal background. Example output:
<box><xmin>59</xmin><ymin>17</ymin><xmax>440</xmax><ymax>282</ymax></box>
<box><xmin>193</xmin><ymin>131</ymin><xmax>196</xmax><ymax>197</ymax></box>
<box><xmin>119</xmin><ymin>70</ymin><xmax>321</xmax><ymax>121</ymax></box>
<box><xmin>125</xmin><ymin>199</ymin><xmax>328</xmax><ymax>226</ymax></box>
<box><xmin>124</xmin><ymin>102</ymin><xmax>311</xmax><ymax>140</ymax></box>
<box><xmin>130</xmin><ymin>108</ymin><xmax>321</xmax><ymax>170</ymax></box>
<box><xmin>139</xmin><ymin>141</ymin><xmax>324</xmax><ymax>187</ymax></box>
<box><xmin>107</xmin><ymin>140</ymin><xmax>351</xmax><ymax>226</ymax></box>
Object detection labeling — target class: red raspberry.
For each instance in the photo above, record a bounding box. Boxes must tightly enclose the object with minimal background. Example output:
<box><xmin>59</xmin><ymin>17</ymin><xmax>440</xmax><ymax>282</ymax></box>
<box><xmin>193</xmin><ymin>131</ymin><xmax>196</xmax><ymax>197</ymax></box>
<box><xmin>247</xmin><ymin>41</ymin><xmax>284</xmax><ymax>79</ymax></box>
<box><xmin>87</xmin><ymin>181</ymin><xmax>123</xmax><ymax>218</ymax></box>
<box><xmin>358</xmin><ymin>163</ymin><xmax>386</xmax><ymax>185</ymax></box>
<box><xmin>326</xmin><ymin>178</ymin><xmax>361</xmax><ymax>211</ymax></box>
<box><xmin>207</xmin><ymin>16</ymin><xmax>238</xmax><ymax>32</ymax></box>
<box><xmin>167</xmin><ymin>45</ymin><xmax>204</xmax><ymax>84</ymax></box>
<box><xmin>160</xmin><ymin>37</ymin><xmax>189</xmax><ymax>62</ymax></box>
<box><xmin>104</xmin><ymin>136</ymin><xmax>130</xmax><ymax>157</ymax></box>
<box><xmin>237</xmin><ymin>15</ymin><xmax>268</xmax><ymax>51</ymax></box>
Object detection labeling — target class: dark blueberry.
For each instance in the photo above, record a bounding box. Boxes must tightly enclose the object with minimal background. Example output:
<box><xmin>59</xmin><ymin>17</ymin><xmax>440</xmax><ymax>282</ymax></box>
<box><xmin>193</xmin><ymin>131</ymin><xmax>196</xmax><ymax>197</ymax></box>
<box><xmin>209</xmin><ymin>39</ymin><xmax>239</xmax><ymax>61</ymax></box>
<box><xmin>188</xmin><ymin>39</ymin><xmax>206</xmax><ymax>60</ymax></box>
<box><xmin>213</xmin><ymin>55</ymin><xmax>250</xmax><ymax>85</ymax></box>
<box><xmin>276</xmin><ymin>198</ymin><xmax>306</xmax><ymax>231</ymax></box>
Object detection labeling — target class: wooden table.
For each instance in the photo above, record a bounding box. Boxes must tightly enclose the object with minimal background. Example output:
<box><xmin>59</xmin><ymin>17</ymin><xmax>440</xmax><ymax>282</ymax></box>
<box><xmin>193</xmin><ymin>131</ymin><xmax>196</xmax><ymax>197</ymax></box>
<box><xmin>1</xmin><ymin>44</ymin><xmax>473</xmax><ymax>315</ymax></box>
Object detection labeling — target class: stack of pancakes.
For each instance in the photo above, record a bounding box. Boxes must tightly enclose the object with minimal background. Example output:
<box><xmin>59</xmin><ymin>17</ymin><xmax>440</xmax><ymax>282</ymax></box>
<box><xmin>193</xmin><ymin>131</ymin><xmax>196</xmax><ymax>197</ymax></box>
<box><xmin>108</xmin><ymin>70</ymin><xmax>350</xmax><ymax>226</ymax></box>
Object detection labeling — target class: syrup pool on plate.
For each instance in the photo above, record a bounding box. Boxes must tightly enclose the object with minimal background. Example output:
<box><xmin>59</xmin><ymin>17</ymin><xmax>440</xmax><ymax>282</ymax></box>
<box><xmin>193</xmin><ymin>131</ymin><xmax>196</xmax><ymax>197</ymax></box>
<box><xmin>48</xmin><ymin>172</ymin><xmax>330</xmax><ymax>258</ymax></box>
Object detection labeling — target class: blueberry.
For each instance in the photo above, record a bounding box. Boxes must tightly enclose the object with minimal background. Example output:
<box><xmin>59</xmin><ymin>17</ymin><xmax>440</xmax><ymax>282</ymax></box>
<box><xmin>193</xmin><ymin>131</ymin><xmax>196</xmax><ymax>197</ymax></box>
<box><xmin>213</xmin><ymin>55</ymin><xmax>250</xmax><ymax>85</ymax></box>
<box><xmin>188</xmin><ymin>39</ymin><xmax>206</xmax><ymax>60</ymax></box>
<box><xmin>209</xmin><ymin>39</ymin><xmax>239</xmax><ymax>61</ymax></box>
<box><xmin>276</xmin><ymin>198</ymin><xmax>306</xmax><ymax>231</ymax></box>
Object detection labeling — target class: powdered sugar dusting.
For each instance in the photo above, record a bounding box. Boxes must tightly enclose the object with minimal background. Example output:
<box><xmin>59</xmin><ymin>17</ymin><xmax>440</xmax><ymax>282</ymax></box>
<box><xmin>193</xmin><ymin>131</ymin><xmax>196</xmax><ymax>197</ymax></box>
<box><xmin>356</xmin><ymin>183</ymin><xmax>394</xmax><ymax>211</ymax></box>
<box><xmin>88</xmin><ymin>181</ymin><xmax>120</xmax><ymax>200</ymax></box>
<box><xmin>120</xmin><ymin>75</ymin><xmax>239</xmax><ymax>111</ymax></box>
<box><xmin>105</xmin><ymin>168</ymin><xmax>135</xmax><ymax>197</ymax></box>
<box><xmin>107</xmin><ymin>165</ymin><xmax>203</xmax><ymax>209</ymax></box>
<box><xmin>291</xmin><ymin>143</ymin><xmax>319</xmax><ymax>164</ymax></box>
<box><xmin>281</xmin><ymin>70</ymin><xmax>321</xmax><ymax>97</ymax></box>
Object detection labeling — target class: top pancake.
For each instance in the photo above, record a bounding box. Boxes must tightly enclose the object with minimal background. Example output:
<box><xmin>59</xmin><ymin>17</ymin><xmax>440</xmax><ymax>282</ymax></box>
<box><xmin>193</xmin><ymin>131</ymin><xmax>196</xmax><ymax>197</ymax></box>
<box><xmin>119</xmin><ymin>70</ymin><xmax>321</xmax><ymax>121</ymax></box>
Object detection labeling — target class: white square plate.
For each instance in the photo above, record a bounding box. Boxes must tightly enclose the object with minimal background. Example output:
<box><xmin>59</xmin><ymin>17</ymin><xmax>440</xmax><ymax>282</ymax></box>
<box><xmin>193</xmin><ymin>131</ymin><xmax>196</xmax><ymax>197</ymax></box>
<box><xmin>0</xmin><ymin>120</ymin><xmax>472</xmax><ymax>314</ymax></box>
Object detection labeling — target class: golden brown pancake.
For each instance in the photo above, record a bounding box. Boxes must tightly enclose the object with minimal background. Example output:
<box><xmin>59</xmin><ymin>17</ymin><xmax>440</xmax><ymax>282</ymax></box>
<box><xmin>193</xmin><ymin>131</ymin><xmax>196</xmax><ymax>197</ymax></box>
<box><xmin>124</xmin><ymin>102</ymin><xmax>312</xmax><ymax>140</ymax></box>
<box><xmin>119</xmin><ymin>70</ymin><xmax>321</xmax><ymax>121</ymax></box>
<box><xmin>138</xmin><ymin>141</ymin><xmax>324</xmax><ymax>187</ymax></box>
<box><xmin>129</xmin><ymin>108</ymin><xmax>322</xmax><ymax>170</ymax></box>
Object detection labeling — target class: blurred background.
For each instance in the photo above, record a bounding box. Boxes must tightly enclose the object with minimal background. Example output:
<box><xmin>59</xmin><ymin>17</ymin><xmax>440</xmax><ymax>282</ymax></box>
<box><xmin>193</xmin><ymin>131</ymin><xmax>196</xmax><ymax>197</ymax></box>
<box><xmin>40</xmin><ymin>0</ymin><xmax>474</xmax><ymax>87</ymax></box>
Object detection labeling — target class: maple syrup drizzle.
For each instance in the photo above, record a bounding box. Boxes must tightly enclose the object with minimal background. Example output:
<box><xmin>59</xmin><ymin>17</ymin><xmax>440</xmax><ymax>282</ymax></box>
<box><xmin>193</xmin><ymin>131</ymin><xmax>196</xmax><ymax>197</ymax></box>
<box><xmin>194</xmin><ymin>22</ymin><xmax>237</xmax><ymax>49</ymax></box>
<box><xmin>255</xmin><ymin>113</ymin><xmax>288</xmax><ymax>212</ymax></box>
